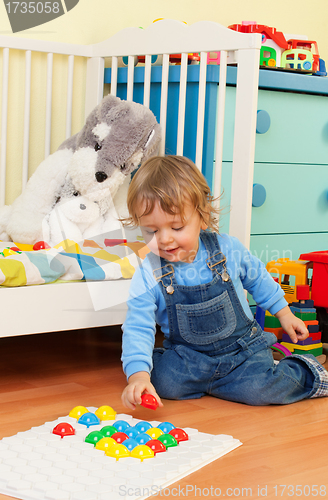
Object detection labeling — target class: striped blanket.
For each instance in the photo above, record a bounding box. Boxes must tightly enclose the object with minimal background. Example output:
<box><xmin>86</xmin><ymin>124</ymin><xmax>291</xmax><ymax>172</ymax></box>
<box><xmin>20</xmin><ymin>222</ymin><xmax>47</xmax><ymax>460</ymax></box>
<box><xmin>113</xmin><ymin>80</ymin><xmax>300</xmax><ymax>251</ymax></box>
<box><xmin>0</xmin><ymin>234</ymin><xmax>149</xmax><ymax>287</ymax></box>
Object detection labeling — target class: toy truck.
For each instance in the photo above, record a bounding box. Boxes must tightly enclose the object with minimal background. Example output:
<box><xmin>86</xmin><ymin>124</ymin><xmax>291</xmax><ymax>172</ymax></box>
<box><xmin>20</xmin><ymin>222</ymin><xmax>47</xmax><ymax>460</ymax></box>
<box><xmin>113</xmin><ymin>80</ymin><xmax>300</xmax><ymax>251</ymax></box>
<box><xmin>266</xmin><ymin>251</ymin><xmax>328</xmax><ymax>342</ymax></box>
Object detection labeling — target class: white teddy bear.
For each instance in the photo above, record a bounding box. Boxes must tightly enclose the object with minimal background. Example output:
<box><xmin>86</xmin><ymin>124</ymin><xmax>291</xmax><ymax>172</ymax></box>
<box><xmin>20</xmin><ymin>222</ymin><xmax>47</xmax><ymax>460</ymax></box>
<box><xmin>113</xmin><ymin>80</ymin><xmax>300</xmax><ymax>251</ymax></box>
<box><xmin>42</xmin><ymin>177</ymin><xmax>130</xmax><ymax>247</ymax></box>
<box><xmin>0</xmin><ymin>95</ymin><xmax>161</xmax><ymax>245</ymax></box>
<box><xmin>42</xmin><ymin>195</ymin><xmax>103</xmax><ymax>247</ymax></box>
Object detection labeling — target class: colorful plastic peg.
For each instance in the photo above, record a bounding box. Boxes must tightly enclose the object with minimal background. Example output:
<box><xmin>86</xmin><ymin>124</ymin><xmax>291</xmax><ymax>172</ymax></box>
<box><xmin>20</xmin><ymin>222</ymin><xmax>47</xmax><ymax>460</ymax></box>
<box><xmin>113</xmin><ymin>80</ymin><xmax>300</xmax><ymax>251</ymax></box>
<box><xmin>33</xmin><ymin>241</ymin><xmax>50</xmax><ymax>250</ymax></box>
<box><xmin>140</xmin><ymin>393</ymin><xmax>158</xmax><ymax>410</ymax></box>
<box><xmin>95</xmin><ymin>405</ymin><xmax>117</xmax><ymax>421</ymax></box>
<box><xmin>169</xmin><ymin>428</ymin><xmax>189</xmax><ymax>442</ymax></box>
<box><xmin>52</xmin><ymin>423</ymin><xmax>75</xmax><ymax>438</ymax></box>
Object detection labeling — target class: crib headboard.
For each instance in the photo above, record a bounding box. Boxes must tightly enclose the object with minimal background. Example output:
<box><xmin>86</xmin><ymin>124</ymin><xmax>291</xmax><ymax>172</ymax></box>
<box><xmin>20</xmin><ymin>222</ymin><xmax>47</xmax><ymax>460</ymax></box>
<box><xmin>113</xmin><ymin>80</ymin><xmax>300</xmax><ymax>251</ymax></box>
<box><xmin>0</xmin><ymin>20</ymin><xmax>261</xmax><ymax>248</ymax></box>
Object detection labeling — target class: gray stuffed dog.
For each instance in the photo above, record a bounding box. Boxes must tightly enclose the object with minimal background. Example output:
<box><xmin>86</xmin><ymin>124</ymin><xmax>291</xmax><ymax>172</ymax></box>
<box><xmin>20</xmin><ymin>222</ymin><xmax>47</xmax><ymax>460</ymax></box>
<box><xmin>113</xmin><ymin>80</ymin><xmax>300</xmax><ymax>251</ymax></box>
<box><xmin>0</xmin><ymin>95</ymin><xmax>161</xmax><ymax>244</ymax></box>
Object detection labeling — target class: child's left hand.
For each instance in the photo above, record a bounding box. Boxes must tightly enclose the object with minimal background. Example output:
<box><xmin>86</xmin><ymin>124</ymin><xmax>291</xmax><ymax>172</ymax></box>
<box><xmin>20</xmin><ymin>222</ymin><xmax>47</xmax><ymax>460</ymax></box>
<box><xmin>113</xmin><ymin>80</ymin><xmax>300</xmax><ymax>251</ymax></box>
<box><xmin>275</xmin><ymin>306</ymin><xmax>309</xmax><ymax>344</ymax></box>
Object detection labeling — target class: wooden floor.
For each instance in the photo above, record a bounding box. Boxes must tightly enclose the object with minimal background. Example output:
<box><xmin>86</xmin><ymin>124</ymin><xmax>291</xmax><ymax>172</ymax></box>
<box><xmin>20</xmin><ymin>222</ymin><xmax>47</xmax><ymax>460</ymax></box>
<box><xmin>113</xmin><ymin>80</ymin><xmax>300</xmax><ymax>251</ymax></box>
<box><xmin>0</xmin><ymin>327</ymin><xmax>328</xmax><ymax>500</ymax></box>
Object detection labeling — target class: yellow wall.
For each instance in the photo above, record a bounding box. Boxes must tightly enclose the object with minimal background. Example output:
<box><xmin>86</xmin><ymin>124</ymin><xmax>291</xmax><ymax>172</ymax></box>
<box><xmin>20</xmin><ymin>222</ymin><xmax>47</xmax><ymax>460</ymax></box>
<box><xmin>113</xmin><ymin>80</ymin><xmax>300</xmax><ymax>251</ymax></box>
<box><xmin>1</xmin><ymin>0</ymin><xmax>328</xmax><ymax>203</ymax></box>
<box><xmin>1</xmin><ymin>0</ymin><xmax>327</xmax><ymax>63</ymax></box>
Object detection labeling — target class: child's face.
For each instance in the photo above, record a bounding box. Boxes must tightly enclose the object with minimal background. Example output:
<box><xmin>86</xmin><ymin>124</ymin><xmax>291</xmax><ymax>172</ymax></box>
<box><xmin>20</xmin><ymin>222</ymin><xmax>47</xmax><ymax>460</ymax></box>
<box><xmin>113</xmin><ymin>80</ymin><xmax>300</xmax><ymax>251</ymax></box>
<box><xmin>138</xmin><ymin>200</ymin><xmax>207</xmax><ymax>263</ymax></box>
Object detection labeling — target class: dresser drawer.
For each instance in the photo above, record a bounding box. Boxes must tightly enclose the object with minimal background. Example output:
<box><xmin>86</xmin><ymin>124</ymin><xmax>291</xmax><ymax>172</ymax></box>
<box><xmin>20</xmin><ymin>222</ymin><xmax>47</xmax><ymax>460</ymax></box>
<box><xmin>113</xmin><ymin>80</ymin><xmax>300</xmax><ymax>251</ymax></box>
<box><xmin>219</xmin><ymin>162</ymin><xmax>328</xmax><ymax>236</ymax></box>
<box><xmin>222</xmin><ymin>88</ymin><xmax>328</xmax><ymax>165</ymax></box>
<box><xmin>250</xmin><ymin>232</ymin><xmax>328</xmax><ymax>265</ymax></box>
<box><xmin>250</xmin><ymin>163</ymin><xmax>328</xmax><ymax>234</ymax></box>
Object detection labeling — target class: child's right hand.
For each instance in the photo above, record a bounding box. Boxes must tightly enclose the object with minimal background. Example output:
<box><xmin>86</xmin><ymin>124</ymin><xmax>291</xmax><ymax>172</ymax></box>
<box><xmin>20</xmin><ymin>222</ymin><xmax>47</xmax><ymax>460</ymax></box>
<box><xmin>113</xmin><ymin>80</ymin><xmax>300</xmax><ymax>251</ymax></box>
<box><xmin>121</xmin><ymin>371</ymin><xmax>163</xmax><ymax>410</ymax></box>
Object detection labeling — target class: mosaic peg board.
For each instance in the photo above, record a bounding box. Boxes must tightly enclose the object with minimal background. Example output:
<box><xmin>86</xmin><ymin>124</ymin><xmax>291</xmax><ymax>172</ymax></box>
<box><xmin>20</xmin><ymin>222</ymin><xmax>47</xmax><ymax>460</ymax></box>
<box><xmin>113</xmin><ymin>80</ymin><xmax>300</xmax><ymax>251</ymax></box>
<box><xmin>0</xmin><ymin>406</ymin><xmax>242</xmax><ymax>500</ymax></box>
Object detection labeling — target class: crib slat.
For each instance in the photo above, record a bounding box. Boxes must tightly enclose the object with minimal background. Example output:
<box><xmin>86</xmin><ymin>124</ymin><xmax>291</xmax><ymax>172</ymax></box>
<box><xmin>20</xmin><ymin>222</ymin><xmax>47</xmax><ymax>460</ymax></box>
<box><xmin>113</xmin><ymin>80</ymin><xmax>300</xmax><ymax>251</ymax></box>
<box><xmin>22</xmin><ymin>51</ymin><xmax>32</xmax><ymax>188</ymax></box>
<box><xmin>143</xmin><ymin>54</ymin><xmax>152</xmax><ymax>109</ymax></box>
<box><xmin>159</xmin><ymin>53</ymin><xmax>169</xmax><ymax>155</ymax></box>
<box><xmin>176</xmin><ymin>52</ymin><xmax>188</xmax><ymax>156</ymax></box>
<box><xmin>213</xmin><ymin>50</ymin><xmax>227</xmax><ymax>202</ymax></box>
<box><xmin>195</xmin><ymin>52</ymin><xmax>207</xmax><ymax>170</ymax></box>
<box><xmin>0</xmin><ymin>48</ymin><xmax>9</xmax><ymax>207</ymax></box>
<box><xmin>65</xmin><ymin>55</ymin><xmax>74</xmax><ymax>139</ymax></box>
<box><xmin>126</xmin><ymin>55</ymin><xmax>135</xmax><ymax>102</ymax></box>
<box><xmin>110</xmin><ymin>56</ymin><xmax>118</xmax><ymax>97</ymax></box>
<box><xmin>44</xmin><ymin>53</ymin><xmax>53</xmax><ymax>159</ymax></box>
<box><xmin>229</xmin><ymin>48</ymin><xmax>260</xmax><ymax>249</ymax></box>
<box><xmin>85</xmin><ymin>56</ymin><xmax>105</xmax><ymax>119</ymax></box>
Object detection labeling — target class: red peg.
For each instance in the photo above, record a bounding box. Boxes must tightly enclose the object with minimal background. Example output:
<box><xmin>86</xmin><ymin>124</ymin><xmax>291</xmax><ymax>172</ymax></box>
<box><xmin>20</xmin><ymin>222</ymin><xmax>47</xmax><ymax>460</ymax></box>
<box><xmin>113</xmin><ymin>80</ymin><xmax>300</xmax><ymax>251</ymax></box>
<box><xmin>140</xmin><ymin>394</ymin><xmax>159</xmax><ymax>410</ymax></box>
<box><xmin>169</xmin><ymin>428</ymin><xmax>189</xmax><ymax>442</ymax></box>
<box><xmin>111</xmin><ymin>432</ymin><xmax>129</xmax><ymax>444</ymax></box>
<box><xmin>53</xmin><ymin>422</ymin><xmax>75</xmax><ymax>438</ymax></box>
<box><xmin>33</xmin><ymin>241</ymin><xmax>51</xmax><ymax>250</ymax></box>
<box><xmin>146</xmin><ymin>439</ymin><xmax>166</xmax><ymax>454</ymax></box>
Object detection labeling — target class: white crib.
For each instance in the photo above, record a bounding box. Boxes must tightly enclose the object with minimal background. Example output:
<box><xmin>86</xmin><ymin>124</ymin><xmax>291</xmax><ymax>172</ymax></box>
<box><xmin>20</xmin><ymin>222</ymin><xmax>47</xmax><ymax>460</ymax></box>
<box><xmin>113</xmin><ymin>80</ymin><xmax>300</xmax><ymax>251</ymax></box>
<box><xmin>0</xmin><ymin>20</ymin><xmax>261</xmax><ymax>337</ymax></box>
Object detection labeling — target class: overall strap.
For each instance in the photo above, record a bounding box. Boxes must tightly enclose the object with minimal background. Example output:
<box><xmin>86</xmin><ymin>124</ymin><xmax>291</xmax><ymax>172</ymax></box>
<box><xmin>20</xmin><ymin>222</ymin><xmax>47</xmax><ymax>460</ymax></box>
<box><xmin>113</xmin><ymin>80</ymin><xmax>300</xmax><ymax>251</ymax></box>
<box><xmin>200</xmin><ymin>231</ymin><xmax>229</xmax><ymax>280</ymax></box>
<box><xmin>147</xmin><ymin>252</ymin><xmax>175</xmax><ymax>294</ymax></box>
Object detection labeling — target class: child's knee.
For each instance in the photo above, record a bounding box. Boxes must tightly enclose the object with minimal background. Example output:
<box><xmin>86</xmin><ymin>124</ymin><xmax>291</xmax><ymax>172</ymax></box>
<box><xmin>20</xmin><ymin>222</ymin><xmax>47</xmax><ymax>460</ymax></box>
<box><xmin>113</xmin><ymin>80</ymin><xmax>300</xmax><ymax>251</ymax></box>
<box><xmin>151</xmin><ymin>366</ymin><xmax>205</xmax><ymax>400</ymax></box>
<box><xmin>151</xmin><ymin>368</ymin><xmax>183</xmax><ymax>399</ymax></box>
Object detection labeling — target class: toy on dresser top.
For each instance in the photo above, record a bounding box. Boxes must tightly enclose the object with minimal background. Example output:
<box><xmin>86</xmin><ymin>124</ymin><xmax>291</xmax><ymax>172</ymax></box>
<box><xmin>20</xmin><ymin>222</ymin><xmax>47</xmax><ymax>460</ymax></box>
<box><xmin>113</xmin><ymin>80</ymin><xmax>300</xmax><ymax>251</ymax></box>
<box><xmin>228</xmin><ymin>21</ymin><xmax>326</xmax><ymax>75</ymax></box>
<box><xmin>0</xmin><ymin>404</ymin><xmax>242</xmax><ymax>500</ymax></box>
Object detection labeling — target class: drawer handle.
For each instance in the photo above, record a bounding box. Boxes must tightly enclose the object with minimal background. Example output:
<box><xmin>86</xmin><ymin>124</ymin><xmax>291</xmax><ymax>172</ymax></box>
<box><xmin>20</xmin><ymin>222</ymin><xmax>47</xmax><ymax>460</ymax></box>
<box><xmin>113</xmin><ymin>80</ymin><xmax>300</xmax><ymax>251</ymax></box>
<box><xmin>252</xmin><ymin>183</ymin><xmax>266</xmax><ymax>207</ymax></box>
<box><xmin>256</xmin><ymin>110</ymin><xmax>271</xmax><ymax>134</ymax></box>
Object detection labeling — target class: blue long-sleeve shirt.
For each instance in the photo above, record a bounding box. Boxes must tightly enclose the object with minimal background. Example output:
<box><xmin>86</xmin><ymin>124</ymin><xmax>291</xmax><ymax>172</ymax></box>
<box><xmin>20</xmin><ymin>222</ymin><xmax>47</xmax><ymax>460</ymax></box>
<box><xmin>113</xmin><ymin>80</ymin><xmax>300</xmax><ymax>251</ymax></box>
<box><xmin>121</xmin><ymin>233</ymin><xmax>287</xmax><ymax>379</ymax></box>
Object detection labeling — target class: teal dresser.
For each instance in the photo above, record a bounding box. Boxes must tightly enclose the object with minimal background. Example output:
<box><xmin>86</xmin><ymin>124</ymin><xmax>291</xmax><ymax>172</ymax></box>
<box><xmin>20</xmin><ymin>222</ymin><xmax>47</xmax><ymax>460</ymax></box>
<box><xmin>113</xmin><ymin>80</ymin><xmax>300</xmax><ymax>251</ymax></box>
<box><xmin>219</xmin><ymin>69</ymin><xmax>328</xmax><ymax>264</ymax></box>
<box><xmin>104</xmin><ymin>65</ymin><xmax>328</xmax><ymax>264</ymax></box>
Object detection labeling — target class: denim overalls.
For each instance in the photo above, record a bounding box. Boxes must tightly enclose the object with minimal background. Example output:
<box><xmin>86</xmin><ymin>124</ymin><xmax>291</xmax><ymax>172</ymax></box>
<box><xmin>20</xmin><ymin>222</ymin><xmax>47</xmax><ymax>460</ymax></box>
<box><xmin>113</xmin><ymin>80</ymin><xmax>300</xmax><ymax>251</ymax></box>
<box><xmin>148</xmin><ymin>231</ymin><xmax>328</xmax><ymax>405</ymax></box>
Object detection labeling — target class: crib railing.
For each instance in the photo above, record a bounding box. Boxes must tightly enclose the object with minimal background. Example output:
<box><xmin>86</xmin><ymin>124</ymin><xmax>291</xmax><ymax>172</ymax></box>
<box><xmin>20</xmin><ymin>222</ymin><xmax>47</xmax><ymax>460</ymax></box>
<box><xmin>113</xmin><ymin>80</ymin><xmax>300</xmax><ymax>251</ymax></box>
<box><xmin>0</xmin><ymin>36</ymin><xmax>92</xmax><ymax>206</ymax></box>
<box><xmin>0</xmin><ymin>20</ymin><xmax>261</xmax><ymax>248</ymax></box>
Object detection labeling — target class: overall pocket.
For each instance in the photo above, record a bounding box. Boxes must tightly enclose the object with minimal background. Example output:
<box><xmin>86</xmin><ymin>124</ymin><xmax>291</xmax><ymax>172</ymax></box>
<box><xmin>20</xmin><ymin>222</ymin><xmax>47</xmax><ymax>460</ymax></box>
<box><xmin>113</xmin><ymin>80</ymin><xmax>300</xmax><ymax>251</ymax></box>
<box><xmin>176</xmin><ymin>290</ymin><xmax>237</xmax><ymax>345</ymax></box>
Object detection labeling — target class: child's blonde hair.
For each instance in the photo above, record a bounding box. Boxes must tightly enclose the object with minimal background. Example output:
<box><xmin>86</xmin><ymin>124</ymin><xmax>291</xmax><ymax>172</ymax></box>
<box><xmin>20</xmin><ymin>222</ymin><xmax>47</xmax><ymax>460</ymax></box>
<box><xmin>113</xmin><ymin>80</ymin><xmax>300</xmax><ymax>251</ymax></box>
<box><xmin>123</xmin><ymin>155</ymin><xmax>221</xmax><ymax>232</ymax></box>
